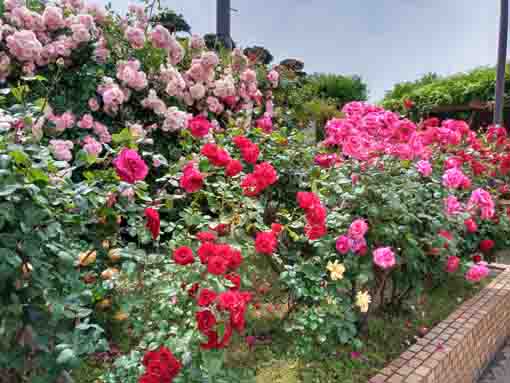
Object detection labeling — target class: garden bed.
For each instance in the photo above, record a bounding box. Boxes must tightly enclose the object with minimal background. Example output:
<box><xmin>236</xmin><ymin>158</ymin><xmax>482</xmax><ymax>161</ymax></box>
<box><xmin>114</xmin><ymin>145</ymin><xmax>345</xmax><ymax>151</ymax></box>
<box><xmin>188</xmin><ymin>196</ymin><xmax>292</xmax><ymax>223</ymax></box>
<box><xmin>75</xmin><ymin>270</ymin><xmax>497</xmax><ymax>383</ymax></box>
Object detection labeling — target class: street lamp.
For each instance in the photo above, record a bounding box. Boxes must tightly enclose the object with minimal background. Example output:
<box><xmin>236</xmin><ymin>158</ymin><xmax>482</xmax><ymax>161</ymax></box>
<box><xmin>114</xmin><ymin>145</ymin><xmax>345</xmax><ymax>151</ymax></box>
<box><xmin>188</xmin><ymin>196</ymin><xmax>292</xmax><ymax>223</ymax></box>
<box><xmin>216</xmin><ymin>0</ymin><xmax>232</xmax><ymax>49</ymax></box>
<box><xmin>494</xmin><ymin>0</ymin><xmax>509</xmax><ymax>126</ymax></box>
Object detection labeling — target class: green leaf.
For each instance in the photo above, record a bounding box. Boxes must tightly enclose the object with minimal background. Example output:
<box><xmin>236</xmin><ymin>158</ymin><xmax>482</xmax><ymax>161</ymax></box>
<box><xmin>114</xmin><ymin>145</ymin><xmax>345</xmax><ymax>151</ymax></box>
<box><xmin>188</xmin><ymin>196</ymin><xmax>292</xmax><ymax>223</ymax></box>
<box><xmin>56</xmin><ymin>349</ymin><xmax>76</xmax><ymax>365</ymax></box>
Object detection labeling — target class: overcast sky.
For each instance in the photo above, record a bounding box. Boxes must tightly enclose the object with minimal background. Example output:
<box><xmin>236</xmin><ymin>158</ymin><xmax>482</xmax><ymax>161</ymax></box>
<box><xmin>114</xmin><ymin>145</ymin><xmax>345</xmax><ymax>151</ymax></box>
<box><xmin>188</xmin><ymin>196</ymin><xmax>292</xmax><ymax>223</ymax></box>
<box><xmin>104</xmin><ymin>0</ymin><xmax>502</xmax><ymax>101</ymax></box>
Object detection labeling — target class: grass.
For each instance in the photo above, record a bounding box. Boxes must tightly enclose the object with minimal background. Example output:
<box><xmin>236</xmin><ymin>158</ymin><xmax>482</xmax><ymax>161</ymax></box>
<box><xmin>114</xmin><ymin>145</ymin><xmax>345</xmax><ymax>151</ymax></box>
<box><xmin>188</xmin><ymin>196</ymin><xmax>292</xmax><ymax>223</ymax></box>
<box><xmin>74</xmin><ymin>274</ymin><xmax>492</xmax><ymax>383</ymax></box>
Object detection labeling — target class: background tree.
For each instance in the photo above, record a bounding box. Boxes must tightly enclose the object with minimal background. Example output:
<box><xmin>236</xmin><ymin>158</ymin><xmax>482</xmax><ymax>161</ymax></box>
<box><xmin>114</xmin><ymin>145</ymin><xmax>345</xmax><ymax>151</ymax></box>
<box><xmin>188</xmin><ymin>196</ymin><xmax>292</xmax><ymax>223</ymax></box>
<box><xmin>243</xmin><ymin>46</ymin><xmax>274</xmax><ymax>65</ymax></box>
<box><xmin>151</xmin><ymin>8</ymin><xmax>191</xmax><ymax>34</ymax></box>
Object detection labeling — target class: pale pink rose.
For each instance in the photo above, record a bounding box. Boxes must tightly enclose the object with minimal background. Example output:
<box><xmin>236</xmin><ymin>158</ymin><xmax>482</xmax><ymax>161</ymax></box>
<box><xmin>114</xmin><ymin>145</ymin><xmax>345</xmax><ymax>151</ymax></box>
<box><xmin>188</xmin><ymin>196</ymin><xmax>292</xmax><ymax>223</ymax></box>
<box><xmin>5</xmin><ymin>0</ymin><xmax>24</xmax><ymax>11</ymax></box>
<box><xmin>141</xmin><ymin>90</ymin><xmax>167</xmax><ymax>115</ymax></box>
<box><xmin>265</xmin><ymin>99</ymin><xmax>274</xmax><ymax>117</ymax></box>
<box><xmin>50</xmin><ymin>111</ymin><xmax>75</xmax><ymax>132</ymax></box>
<box><xmin>201</xmin><ymin>51</ymin><xmax>220</xmax><ymax>68</ymax></box>
<box><xmin>373</xmin><ymin>247</ymin><xmax>396</xmax><ymax>269</ymax></box>
<box><xmin>267</xmin><ymin>69</ymin><xmax>279</xmax><ymax>87</ymax></box>
<box><xmin>240</xmin><ymin>69</ymin><xmax>257</xmax><ymax>83</ymax></box>
<box><xmin>125</xmin><ymin>26</ymin><xmax>145</xmax><ymax>49</ymax></box>
<box><xmin>6</xmin><ymin>30</ymin><xmax>42</xmax><ymax>62</ymax></box>
<box><xmin>93</xmin><ymin>46</ymin><xmax>110</xmax><ymax>63</ymax></box>
<box><xmin>189</xmin><ymin>82</ymin><xmax>206</xmax><ymax>100</ymax></box>
<box><xmin>70</xmin><ymin>23</ymin><xmax>91</xmax><ymax>43</ymax></box>
<box><xmin>49</xmin><ymin>139</ymin><xmax>74</xmax><ymax>161</ymax></box>
<box><xmin>121</xmin><ymin>187</ymin><xmax>135</xmax><ymax>201</ymax></box>
<box><xmin>416</xmin><ymin>160</ymin><xmax>432</xmax><ymax>177</ymax></box>
<box><xmin>93</xmin><ymin>122</ymin><xmax>111</xmax><ymax>143</ymax></box>
<box><xmin>190</xmin><ymin>34</ymin><xmax>205</xmax><ymax>50</ymax></box>
<box><xmin>82</xmin><ymin>135</ymin><xmax>102</xmax><ymax>156</ymax></box>
<box><xmin>466</xmin><ymin>262</ymin><xmax>489</xmax><ymax>282</ymax></box>
<box><xmin>336</xmin><ymin>235</ymin><xmax>352</xmax><ymax>254</ymax></box>
<box><xmin>150</xmin><ymin>25</ymin><xmax>173</xmax><ymax>49</ymax></box>
<box><xmin>213</xmin><ymin>75</ymin><xmax>236</xmax><ymax>98</ymax></box>
<box><xmin>77</xmin><ymin>14</ymin><xmax>94</xmax><ymax>28</ymax></box>
<box><xmin>206</xmin><ymin>96</ymin><xmax>224</xmax><ymax>114</ymax></box>
<box><xmin>445</xmin><ymin>256</ymin><xmax>460</xmax><ymax>273</ymax></box>
<box><xmin>42</xmin><ymin>6</ymin><xmax>64</xmax><ymax>30</ymax></box>
<box><xmin>88</xmin><ymin>98</ymin><xmax>100</xmax><ymax>111</ymax></box>
<box><xmin>0</xmin><ymin>54</ymin><xmax>11</xmax><ymax>82</ymax></box>
<box><xmin>444</xmin><ymin>195</ymin><xmax>463</xmax><ymax>216</ymax></box>
<box><xmin>78</xmin><ymin>114</ymin><xmax>94</xmax><ymax>129</ymax></box>
<box><xmin>116</xmin><ymin>60</ymin><xmax>147</xmax><ymax>90</ymax></box>
<box><xmin>348</xmin><ymin>219</ymin><xmax>368</xmax><ymax>240</ymax></box>
<box><xmin>162</xmin><ymin>107</ymin><xmax>190</xmax><ymax>132</ymax></box>
<box><xmin>168</xmin><ymin>42</ymin><xmax>184</xmax><ymax>65</ymax></box>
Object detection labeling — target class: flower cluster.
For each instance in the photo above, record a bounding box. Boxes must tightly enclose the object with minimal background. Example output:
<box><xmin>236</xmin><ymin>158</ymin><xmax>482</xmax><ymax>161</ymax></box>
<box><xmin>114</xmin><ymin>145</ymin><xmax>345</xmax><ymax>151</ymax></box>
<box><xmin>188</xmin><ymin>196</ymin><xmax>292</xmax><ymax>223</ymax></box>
<box><xmin>296</xmin><ymin>192</ymin><xmax>328</xmax><ymax>240</ymax></box>
<box><xmin>335</xmin><ymin>219</ymin><xmax>369</xmax><ymax>256</ymax></box>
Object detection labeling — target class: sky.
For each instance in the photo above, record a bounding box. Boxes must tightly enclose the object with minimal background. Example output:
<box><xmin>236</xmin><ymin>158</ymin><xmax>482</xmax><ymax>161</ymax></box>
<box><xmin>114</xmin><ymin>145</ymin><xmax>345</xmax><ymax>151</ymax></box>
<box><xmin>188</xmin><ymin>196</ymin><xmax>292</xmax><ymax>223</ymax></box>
<box><xmin>104</xmin><ymin>0</ymin><xmax>502</xmax><ymax>101</ymax></box>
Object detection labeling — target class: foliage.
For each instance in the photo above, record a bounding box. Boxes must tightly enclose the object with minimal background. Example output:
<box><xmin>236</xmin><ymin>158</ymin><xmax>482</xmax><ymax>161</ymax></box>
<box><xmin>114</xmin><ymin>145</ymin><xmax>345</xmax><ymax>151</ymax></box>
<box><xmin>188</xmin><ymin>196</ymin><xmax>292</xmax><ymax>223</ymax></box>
<box><xmin>244</xmin><ymin>46</ymin><xmax>274</xmax><ymax>65</ymax></box>
<box><xmin>151</xmin><ymin>9</ymin><xmax>191</xmax><ymax>34</ymax></box>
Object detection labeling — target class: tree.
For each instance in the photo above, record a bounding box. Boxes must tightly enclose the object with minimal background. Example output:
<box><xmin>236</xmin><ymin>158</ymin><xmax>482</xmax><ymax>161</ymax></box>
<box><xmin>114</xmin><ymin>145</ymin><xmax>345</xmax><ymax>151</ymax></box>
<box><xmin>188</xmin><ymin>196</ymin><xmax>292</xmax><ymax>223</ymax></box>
<box><xmin>243</xmin><ymin>46</ymin><xmax>274</xmax><ymax>65</ymax></box>
<box><xmin>203</xmin><ymin>33</ymin><xmax>236</xmax><ymax>51</ymax></box>
<box><xmin>308</xmin><ymin>73</ymin><xmax>368</xmax><ymax>104</ymax></box>
<box><xmin>151</xmin><ymin>9</ymin><xmax>191</xmax><ymax>34</ymax></box>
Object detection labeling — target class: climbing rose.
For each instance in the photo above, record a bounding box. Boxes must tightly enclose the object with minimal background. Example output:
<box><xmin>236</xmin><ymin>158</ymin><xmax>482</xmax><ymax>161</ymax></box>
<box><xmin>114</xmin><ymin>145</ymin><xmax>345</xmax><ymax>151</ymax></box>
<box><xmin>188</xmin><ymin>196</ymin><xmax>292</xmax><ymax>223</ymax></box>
<box><xmin>173</xmin><ymin>246</ymin><xmax>195</xmax><ymax>265</ymax></box>
<box><xmin>373</xmin><ymin>247</ymin><xmax>396</xmax><ymax>269</ymax></box>
<box><xmin>188</xmin><ymin>115</ymin><xmax>211</xmax><ymax>138</ymax></box>
<box><xmin>445</xmin><ymin>256</ymin><xmax>460</xmax><ymax>273</ymax></box>
<box><xmin>113</xmin><ymin>149</ymin><xmax>149</xmax><ymax>184</ymax></box>
<box><xmin>255</xmin><ymin>231</ymin><xmax>278</xmax><ymax>255</ymax></box>
<box><xmin>145</xmin><ymin>208</ymin><xmax>160</xmax><ymax>240</ymax></box>
<box><xmin>466</xmin><ymin>262</ymin><xmax>490</xmax><ymax>282</ymax></box>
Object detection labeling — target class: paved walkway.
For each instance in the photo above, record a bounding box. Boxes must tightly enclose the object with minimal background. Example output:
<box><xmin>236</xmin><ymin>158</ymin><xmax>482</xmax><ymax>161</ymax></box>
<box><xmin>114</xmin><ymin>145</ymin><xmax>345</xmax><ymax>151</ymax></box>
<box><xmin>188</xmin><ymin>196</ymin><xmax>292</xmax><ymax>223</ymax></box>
<box><xmin>478</xmin><ymin>340</ymin><xmax>510</xmax><ymax>383</ymax></box>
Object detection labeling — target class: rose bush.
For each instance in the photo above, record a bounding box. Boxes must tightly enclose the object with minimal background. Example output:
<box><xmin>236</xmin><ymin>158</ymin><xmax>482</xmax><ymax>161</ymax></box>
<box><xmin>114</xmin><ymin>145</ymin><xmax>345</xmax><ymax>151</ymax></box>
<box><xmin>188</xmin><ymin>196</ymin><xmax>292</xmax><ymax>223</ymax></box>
<box><xmin>1</xmin><ymin>0</ymin><xmax>509</xmax><ymax>381</ymax></box>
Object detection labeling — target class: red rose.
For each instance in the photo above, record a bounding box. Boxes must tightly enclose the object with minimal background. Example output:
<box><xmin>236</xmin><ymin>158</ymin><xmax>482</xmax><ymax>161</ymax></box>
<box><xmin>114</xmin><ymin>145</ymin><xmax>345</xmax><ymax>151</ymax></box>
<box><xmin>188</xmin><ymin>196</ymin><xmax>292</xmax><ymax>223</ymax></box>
<box><xmin>138</xmin><ymin>373</ymin><xmax>156</xmax><ymax>383</ymax></box>
<box><xmin>201</xmin><ymin>143</ymin><xmax>231</xmax><ymax>167</ymax></box>
<box><xmin>241</xmin><ymin>144</ymin><xmax>260</xmax><ymax>164</ymax></box>
<box><xmin>464</xmin><ymin>218</ymin><xmax>478</xmax><ymax>233</ymax></box>
<box><xmin>472</xmin><ymin>254</ymin><xmax>483</xmax><ymax>264</ymax></box>
<box><xmin>232</xmin><ymin>136</ymin><xmax>252</xmax><ymax>149</ymax></box>
<box><xmin>198</xmin><ymin>242</ymin><xmax>217</xmax><ymax>264</ymax></box>
<box><xmin>253</xmin><ymin>162</ymin><xmax>278</xmax><ymax>188</ymax></box>
<box><xmin>196</xmin><ymin>231</ymin><xmax>217</xmax><ymax>242</ymax></box>
<box><xmin>147</xmin><ymin>360</ymin><xmax>173</xmax><ymax>382</ymax></box>
<box><xmin>188</xmin><ymin>115</ymin><xmax>211</xmax><ymax>138</ymax></box>
<box><xmin>141</xmin><ymin>347</ymin><xmax>181</xmax><ymax>383</ymax></box>
<box><xmin>404</xmin><ymin>99</ymin><xmax>415</xmax><ymax>110</ymax></box>
<box><xmin>255</xmin><ymin>231</ymin><xmax>278</xmax><ymax>255</ymax></box>
<box><xmin>271</xmin><ymin>223</ymin><xmax>283</xmax><ymax>236</ymax></box>
<box><xmin>197</xmin><ymin>289</ymin><xmax>217</xmax><ymax>307</ymax></box>
<box><xmin>480</xmin><ymin>239</ymin><xmax>495</xmax><ymax>253</ymax></box>
<box><xmin>304</xmin><ymin>224</ymin><xmax>327</xmax><ymax>240</ymax></box>
<box><xmin>241</xmin><ymin>174</ymin><xmax>261</xmax><ymax>197</ymax></box>
<box><xmin>196</xmin><ymin>310</ymin><xmax>217</xmax><ymax>333</ymax></box>
<box><xmin>225</xmin><ymin>160</ymin><xmax>243</xmax><ymax>177</ymax></box>
<box><xmin>180</xmin><ymin>162</ymin><xmax>204</xmax><ymax>193</ymax></box>
<box><xmin>225</xmin><ymin>273</ymin><xmax>241</xmax><ymax>290</ymax></box>
<box><xmin>296</xmin><ymin>192</ymin><xmax>321</xmax><ymax>210</ymax></box>
<box><xmin>210</xmin><ymin>223</ymin><xmax>230</xmax><ymax>236</ymax></box>
<box><xmin>224</xmin><ymin>248</ymin><xmax>243</xmax><ymax>270</ymax></box>
<box><xmin>113</xmin><ymin>148</ymin><xmax>149</xmax><ymax>184</ymax></box>
<box><xmin>173</xmin><ymin>246</ymin><xmax>194</xmax><ymax>265</ymax></box>
<box><xmin>305</xmin><ymin>204</ymin><xmax>327</xmax><ymax>226</ymax></box>
<box><xmin>200</xmin><ymin>330</ymin><xmax>220</xmax><ymax>350</ymax></box>
<box><xmin>187</xmin><ymin>283</ymin><xmax>200</xmax><ymax>298</ymax></box>
<box><xmin>145</xmin><ymin>208</ymin><xmax>160</xmax><ymax>240</ymax></box>
<box><xmin>207</xmin><ymin>255</ymin><xmax>229</xmax><ymax>275</ymax></box>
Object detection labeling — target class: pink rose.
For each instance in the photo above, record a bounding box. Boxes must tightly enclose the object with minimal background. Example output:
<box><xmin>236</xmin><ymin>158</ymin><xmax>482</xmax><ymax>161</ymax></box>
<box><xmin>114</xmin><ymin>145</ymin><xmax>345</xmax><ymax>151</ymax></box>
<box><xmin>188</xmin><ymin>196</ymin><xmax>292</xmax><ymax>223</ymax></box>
<box><xmin>189</xmin><ymin>82</ymin><xmax>206</xmax><ymax>100</ymax></box>
<box><xmin>267</xmin><ymin>70</ymin><xmax>279</xmax><ymax>87</ymax></box>
<box><xmin>125</xmin><ymin>26</ymin><xmax>145</xmax><ymax>49</ymax></box>
<box><xmin>464</xmin><ymin>218</ymin><xmax>478</xmax><ymax>233</ymax></box>
<box><xmin>465</xmin><ymin>262</ymin><xmax>489</xmax><ymax>282</ymax></box>
<box><xmin>444</xmin><ymin>195</ymin><xmax>462</xmax><ymax>216</ymax></box>
<box><xmin>42</xmin><ymin>6</ymin><xmax>64</xmax><ymax>30</ymax></box>
<box><xmin>188</xmin><ymin>115</ymin><xmax>211</xmax><ymax>138</ymax></box>
<box><xmin>442</xmin><ymin>168</ymin><xmax>468</xmax><ymax>189</ymax></box>
<box><xmin>49</xmin><ymin>139</ymin><xmax>74</xmax><ymax>162</ymax></box>
<box><xmin>445</xmin><ymin>256</ymin><xmax>460</xmax><ymax>273</ymax></box>
<box><xmin>6</xmin><ymin>30</ymin><xmax>42</xmax><ymax>62</ymax></box>
<box><xmin>82</xmin><ymin>136</ymin><xmax>102</xmax><ymax>156</ymax></box>
<box><xmin>348</xmin><ymin>219</ymin><xmax>368</xmax><ymax>240</ymax></box>
<box><xmin>256</xmin><ymin>116</ymin><xmax>273</xmax><ymax>133</ymax></box>
<box><xmin>190</xmin><ymin>34</ymin><xmax>205</xmax><ymax>50</ymax></box>
<box><xmin>113</xmin><ymin>148</ymin><xmax>149</xmax><ymax>184</ymax></box>
<box><xmin>70</xmin><ymin>23</ymin><xmax>91</xmax><ymax>43</ymax></box>
<box><xmin>335</xmin><ymin>235</ymin><xmax>352</xmax><ymax>254</ymax></box>
<box><xmin>373</xmin><ymin>247</ymin><xmax>396</xmax><ymax>269</ymax></box>
<box><xmin>78</xmin><ymin>114</ymin><xmax>94</xmax><ymax>129</ymax></box>
<box><xmin>416</xmin><ymin>160</ymin><xmax>432</xmax><ymax>177</ymax></box>
<box><xmin>150</xmin><ymin>25</ymin><xmax>173</xmax><ymax>49</ymax></box>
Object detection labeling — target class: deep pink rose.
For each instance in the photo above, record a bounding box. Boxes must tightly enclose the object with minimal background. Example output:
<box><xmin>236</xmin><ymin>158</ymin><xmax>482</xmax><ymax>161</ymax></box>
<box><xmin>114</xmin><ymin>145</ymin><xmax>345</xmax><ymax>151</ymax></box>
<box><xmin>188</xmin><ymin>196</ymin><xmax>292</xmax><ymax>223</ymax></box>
<box><xmin>373</xmin><ymin>247</ymin><xmax>396</xmax><ymax>269</ymax></box>
<box><xmin>188</xmin><ymin>115</ymin><xmax>211</xmax><ymax>138</ymax></box>
<box><xmin>445</xmin><ymin>256</ymin><xmax>460</xmax><ymax>273</ymax></box>
<box><xmin>113</xmin><ymin>148</ymin><xmax>149</xmax><ymax>184</ymax></box>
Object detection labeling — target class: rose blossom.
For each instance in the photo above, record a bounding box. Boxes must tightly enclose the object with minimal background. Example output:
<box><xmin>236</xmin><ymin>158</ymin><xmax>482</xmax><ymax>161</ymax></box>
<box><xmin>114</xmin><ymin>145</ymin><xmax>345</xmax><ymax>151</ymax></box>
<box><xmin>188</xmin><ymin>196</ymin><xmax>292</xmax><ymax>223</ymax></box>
<box><xmin>145</xmin><ymin>208</ymin><xmax>160</xmax><ymax>240</ymax></box>
<box><xmin>113</xmin><ymin>148</ymin><xmax>149</xmax><ymax>184</ymax></box>
<box><xmin>82</xmin><ymin>136</ymin><xmax>102</xmax><ymax>156</ymax></box>
<box><xmin>336</xmin><ymin>235</ymin><xmax>352</xmax><ymax>254</ymax></box>
<box><xmin>188</xmin><ymin>115</ymin><xmax>211</xmax><ymax>138</ymax></box>
<box><xmin>255</xmin><ymin>231</ymin><xmax>278</xmax><ymax>255</ymax></box>
<box><xmin>180</xmin><ymin>162</ymin><xmax>204</xmax><ymax>193</ymax></box>
<box><xmin>416</xmin><ymin>160</ymin><xmax>432</xmax><ymax>177</ymax></box>
<box><xmin>348</xmin><ymin>219</ymin><xmax>368</xmax><ymax>240</ymax></box>
<box><xmin>442</xmin><ymin>167</ymin><xmax>469</xmax><ymax>189</ymax></box>
<box><xmin>173</xmin><ymin>246</ymin><xmax>195</xmax><ymax>265</ymax></box>
<box><xmin>445</xmin><ymin>256</ymin><xmax>460</xmax><ymax>273</ymax></box>
<box><xmin>256</xmin><ymin>116</ymin><xmax>273</xmax><ymax>133</ymax></box>
<box><xmin>464</xmin><ymin>218</ymin><xmax>478</xmax><ymax>233</ymax></box>
<box><xmin>466</xmin><ymin>262</ymin><xmax>490</xmax><ymax>282</ymax></box>
<box><xmin>373</xmin><ymin>247</ymin><xmax>396</xmax><ymax>269</ymax></box>
<box><xmin>42</xmin><ymin>6</ymin><xmax>64</xmax><ymax>30</ymax></box>
<box><xmin>49</xmin><ymin>140</ymin><xmax>73</xmax><ymax>162</ymax></box>
<box><xmin>6</xmin><ymin>30</ymin><xmax>42</xmax><ymax>62</ymax></box>
<box><xmin>125</xmin><ymin>26</ymin><xmax>145</xmax><ymax>49</ymax></box>
<box><xmin>444</xmin><ymin>195</ymin><xmax>462</xmax><ymax>216</ymax></box>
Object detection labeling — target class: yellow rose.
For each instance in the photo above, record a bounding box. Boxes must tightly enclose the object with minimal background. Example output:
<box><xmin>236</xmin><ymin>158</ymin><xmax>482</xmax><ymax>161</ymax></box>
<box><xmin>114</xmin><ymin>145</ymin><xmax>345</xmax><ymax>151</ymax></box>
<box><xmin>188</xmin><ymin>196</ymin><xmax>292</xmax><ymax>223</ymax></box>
<box><xmin>326</xmin><ymin>260</ymin><xmax>345</xmax><ymax>281</ymax></box>
<box><xmin>78</xmin><ymin>250</ymin><xmax>97</xmax><ymax>267</ymax></box>
<box><xmin>355</xmin><ymin>291</ymin><xmax>372</xmax><ymax>313</ymax></box>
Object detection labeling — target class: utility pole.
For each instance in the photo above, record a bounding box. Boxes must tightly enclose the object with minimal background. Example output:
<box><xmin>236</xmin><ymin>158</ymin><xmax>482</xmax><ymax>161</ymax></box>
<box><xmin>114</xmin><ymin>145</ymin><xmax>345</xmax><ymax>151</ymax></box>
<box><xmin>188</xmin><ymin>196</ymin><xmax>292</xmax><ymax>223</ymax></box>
<box><xmin>494</xmin><ymin>0</ymin><xmax>509</xmax><ymax>126</ymax></box>
<box><xmin>216</xmin><ymin>0</ymin><xmax>232</xmax><ymax>49</ymax></box>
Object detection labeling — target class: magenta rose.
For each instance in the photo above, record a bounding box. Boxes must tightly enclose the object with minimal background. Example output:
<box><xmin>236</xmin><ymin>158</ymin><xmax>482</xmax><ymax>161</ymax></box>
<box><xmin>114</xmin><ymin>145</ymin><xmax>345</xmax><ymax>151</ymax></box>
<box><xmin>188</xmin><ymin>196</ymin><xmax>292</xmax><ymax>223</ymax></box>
<box><xmin>335</xmin><ymin>235</ymin><xmax>352</xmax><ymax>254</ymax></box>
<box><xmin>373</xmin><ymin>247</ymin><xmax>396</xmax><ymax>269</ymax></box>
<box><xmin>113</xmin><ymin>148</ymin><xmax>149</xmax><ymax>184</ymax></box>
<box><xmin>348</xmin><ymin>219</ymin><xmax>368</xmax><ymax>240</ymax></box>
